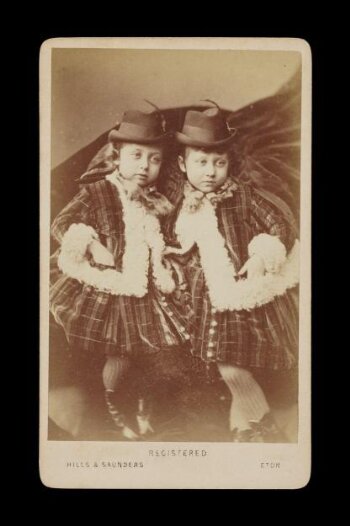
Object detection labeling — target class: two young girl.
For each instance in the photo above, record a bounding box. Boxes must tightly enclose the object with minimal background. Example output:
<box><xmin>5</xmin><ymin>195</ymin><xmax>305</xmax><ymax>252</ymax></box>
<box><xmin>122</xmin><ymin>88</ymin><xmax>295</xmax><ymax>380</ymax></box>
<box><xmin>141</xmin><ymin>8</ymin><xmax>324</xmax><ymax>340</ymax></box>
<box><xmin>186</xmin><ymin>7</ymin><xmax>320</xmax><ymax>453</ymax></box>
<box><xmin>50</xmin><ymin>104</ymin><xmax>299</xmax><ymax>442</ymax></box>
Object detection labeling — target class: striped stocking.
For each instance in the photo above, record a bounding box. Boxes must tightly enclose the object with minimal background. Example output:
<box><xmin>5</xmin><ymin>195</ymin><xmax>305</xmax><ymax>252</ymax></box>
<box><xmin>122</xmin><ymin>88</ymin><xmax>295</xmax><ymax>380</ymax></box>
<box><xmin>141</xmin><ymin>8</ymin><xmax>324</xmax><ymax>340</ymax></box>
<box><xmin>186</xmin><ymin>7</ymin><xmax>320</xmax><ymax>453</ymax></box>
<box><xmin>217</xmin><ymin>363</ymin><xmax>270</xmax><ymax>431</ymax></box>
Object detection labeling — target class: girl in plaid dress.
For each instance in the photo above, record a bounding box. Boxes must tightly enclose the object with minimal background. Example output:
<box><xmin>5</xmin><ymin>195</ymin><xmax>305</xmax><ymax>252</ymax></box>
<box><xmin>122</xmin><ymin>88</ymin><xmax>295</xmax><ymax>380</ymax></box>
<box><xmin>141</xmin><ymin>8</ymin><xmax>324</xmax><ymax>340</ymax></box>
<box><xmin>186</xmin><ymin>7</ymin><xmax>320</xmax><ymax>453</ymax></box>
<box><xmin>164</xmin><ymin>106</ymin><xmax>299</xmax><ymax>442</ymax></box>
<box><xmin>50</xmin><ymin>109</ymin><xmax>191</xmax><ymax>439</ymax></box>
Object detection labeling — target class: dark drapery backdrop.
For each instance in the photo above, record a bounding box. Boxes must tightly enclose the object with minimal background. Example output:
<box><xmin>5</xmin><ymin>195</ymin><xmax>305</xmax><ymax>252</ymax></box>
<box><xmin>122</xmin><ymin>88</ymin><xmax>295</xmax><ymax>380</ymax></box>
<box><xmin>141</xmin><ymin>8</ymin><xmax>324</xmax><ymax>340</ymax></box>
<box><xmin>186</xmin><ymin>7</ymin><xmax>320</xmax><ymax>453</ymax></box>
<box><xmin>51</xmin><ymin>68</ymin><xmax>301</xmax><ymax>224</ymax></box>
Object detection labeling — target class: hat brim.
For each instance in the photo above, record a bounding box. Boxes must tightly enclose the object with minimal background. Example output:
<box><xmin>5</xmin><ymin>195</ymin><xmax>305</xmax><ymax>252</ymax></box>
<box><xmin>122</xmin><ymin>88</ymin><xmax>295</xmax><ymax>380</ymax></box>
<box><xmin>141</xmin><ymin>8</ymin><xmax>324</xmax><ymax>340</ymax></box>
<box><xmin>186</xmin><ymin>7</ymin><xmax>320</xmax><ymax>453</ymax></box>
<box><xmin>175</xmin><ymin>130</ymin><xmax>236</xmax><ymax>148</ymax></box>
<box><xmin>108</xmin><ymin>129</ymin><xmax>172</xmax><ymax>144</ymax></box>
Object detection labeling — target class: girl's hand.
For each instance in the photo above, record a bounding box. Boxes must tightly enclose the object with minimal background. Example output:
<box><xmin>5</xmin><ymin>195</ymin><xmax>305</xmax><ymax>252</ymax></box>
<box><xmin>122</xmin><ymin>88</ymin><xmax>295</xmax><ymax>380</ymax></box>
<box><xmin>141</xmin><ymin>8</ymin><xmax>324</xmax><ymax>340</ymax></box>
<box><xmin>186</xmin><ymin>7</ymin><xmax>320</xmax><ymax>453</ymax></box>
<box><xmin>238</xmin><ymin>254</ymin><xmax>265</xmax><ymax>279</ymax></box>
<box><xmin>88</xmin><ymin>239</ymin><xmax>115</xmax><ymax>267</ymax></box>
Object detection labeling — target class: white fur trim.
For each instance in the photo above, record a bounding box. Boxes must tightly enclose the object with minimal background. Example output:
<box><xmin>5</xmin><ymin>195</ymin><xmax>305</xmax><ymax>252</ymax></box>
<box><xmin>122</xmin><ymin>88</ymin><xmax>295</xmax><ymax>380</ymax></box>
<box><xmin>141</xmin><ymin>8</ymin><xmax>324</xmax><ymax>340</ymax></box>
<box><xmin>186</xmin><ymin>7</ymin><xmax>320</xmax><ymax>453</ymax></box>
<box><xmin>108</xmin><ymin>173</ymin><xmax>175</xmax><ymax>294</ymax></box>
<box><xmin>59</xmin><ymin>223</ymin><xmax>99</xmax><ymax>263</ymax></box>
<box><xmin>248</xmin><ymin>233</ymin><xmax>286</xmax><ymax>273</ymax></box>
<box><xmin>174</xmin><ymin>199</ymin><xmax>299</xmax><ymax>311</ymax></box>
<box><xmin>58</xmin><ymin>173</ymin><xmax>175</xmax><ymax>297</ymax></box>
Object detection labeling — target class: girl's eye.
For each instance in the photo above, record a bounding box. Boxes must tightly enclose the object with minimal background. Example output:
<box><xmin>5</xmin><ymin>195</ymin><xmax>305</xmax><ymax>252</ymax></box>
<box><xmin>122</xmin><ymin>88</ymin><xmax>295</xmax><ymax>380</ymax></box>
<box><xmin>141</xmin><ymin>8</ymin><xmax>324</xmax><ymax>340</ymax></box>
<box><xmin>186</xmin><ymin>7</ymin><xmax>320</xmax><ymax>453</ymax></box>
<box><xmin>199</xmin><ymin>160</ymin><xmax>207</xmax><ymax>165</ymax></box>
<box><xmin>132</xmin><ymin>152</ymin><xmax>142</xmax><ymax>159</ymax></box>
<box><xmin>151</xmin><ymin>156</ymin><xmax>162</xmax><ymax>164</ymax></box>
<box><xmin>216</xmin><ymin>161</ymin><xmax>227</xmax><ymax>167</ymax></box>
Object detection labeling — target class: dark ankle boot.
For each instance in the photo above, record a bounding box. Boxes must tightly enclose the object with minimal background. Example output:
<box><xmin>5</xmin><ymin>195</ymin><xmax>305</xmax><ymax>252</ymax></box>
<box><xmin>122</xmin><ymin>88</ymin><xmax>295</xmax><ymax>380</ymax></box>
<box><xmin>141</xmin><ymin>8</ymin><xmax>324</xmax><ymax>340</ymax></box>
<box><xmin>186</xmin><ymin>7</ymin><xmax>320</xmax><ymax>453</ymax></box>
<box><xmin>249</xmin><ymin>412</ymin><xmax>288</xmax><ymax>443</ymax></box>
<box><xmin>231</xmin><ymin>427</ymin><xmax>263</xmax><ymax>443</ymax></box>
<box><xmin>104</xmin><ymin>389</ymin><xmax>139</xmax><ymax>440</ymax></box>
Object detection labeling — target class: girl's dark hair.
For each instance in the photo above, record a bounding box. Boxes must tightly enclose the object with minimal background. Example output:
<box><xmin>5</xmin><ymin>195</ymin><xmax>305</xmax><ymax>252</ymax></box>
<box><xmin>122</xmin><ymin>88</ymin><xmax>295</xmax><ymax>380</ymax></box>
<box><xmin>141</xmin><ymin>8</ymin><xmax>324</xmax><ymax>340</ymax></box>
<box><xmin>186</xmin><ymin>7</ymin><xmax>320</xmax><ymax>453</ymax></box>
<box><xmin>178</xmin><ymin>144</ymin><xmax>231</xmax><ymax>158</ymax></box>
<box><xmin>110</xmin><ymin>139</ymin><xmax>171</xmax><ymax>157</ymax></box>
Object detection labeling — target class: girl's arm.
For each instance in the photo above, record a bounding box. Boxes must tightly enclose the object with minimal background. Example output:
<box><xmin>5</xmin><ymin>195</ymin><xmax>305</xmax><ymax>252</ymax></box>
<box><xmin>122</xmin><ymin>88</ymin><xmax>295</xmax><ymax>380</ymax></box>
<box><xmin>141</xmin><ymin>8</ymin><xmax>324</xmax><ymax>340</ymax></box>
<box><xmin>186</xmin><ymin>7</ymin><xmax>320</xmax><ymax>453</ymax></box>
<box><xmin>247</xmin><ymin>189</ymin><xmax>298</xmax><ymax>274</ymax></box>
<box><xmin>51</xmin><ymin>187</ymin><xmax>94</xmax><ymax>244</ymax></box>
<box><xmin>51</xmin><ymin>187</ymin><xmax>114</xmax><ymax>267</ymax></box>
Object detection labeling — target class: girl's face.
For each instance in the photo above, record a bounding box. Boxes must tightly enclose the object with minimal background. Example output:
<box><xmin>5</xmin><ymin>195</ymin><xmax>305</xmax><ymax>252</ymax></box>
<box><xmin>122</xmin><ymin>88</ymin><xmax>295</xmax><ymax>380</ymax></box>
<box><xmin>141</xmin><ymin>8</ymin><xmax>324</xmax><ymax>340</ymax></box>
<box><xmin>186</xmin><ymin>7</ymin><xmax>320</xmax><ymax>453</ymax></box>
<box><xmin>118</xmin><ymin>143</ymin><xmax>163</xmax><ymax>187</ymax></box>
<box><xmin>178</xmin><ymin>147</ymin><xmax>229</xmax><ymax>193</ymax></box>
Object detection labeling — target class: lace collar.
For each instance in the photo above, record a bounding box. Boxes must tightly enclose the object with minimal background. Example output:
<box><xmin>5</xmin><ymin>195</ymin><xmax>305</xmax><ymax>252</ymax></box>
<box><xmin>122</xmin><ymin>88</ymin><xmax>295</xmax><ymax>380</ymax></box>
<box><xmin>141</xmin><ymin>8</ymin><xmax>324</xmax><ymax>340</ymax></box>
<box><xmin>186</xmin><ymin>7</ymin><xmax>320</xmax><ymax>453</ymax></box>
<box><xmin>182</xmin><ymin>177</ymin><xmax>238</xmax><ymax>213</ymax></box>
<box><xmin>107</xmin><ymin>171</ymin><xmax>174</xmax><ymax>217</ymax></box>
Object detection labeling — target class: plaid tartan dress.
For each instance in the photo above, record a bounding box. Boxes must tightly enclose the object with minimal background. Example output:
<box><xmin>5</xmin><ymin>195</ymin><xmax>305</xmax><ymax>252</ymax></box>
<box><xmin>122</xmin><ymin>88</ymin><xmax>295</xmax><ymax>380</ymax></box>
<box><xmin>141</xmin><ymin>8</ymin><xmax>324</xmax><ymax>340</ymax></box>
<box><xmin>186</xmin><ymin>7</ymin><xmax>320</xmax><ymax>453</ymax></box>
<box><xmin>168</xmin><ymin>182</ymin><xmax>299</xmax><ymax>371</ymax></box>
<box><xmin>50</xmin><ymin>178</ymin><xmax>190</xmax><ymax>357</ymax></box>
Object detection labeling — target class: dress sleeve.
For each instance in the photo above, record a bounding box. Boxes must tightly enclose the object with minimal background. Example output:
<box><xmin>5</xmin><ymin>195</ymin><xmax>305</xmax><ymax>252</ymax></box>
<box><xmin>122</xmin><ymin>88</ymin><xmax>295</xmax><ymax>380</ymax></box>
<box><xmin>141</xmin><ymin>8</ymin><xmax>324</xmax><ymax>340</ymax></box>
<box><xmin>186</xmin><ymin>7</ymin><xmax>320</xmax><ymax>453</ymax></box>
<box><xmin>248</xmin><ymin>188</ymin><xmax>297</xmax><ymax>273</ymax></box>
<box><xmin>51</xmin><ymin>187</ymin><xmax>96</xmax><ymax>244</ymax></box>
<box><xmin>51</xmin><ymin>187</ymin><xmax>100</xmax><ymax>265</ymax></box>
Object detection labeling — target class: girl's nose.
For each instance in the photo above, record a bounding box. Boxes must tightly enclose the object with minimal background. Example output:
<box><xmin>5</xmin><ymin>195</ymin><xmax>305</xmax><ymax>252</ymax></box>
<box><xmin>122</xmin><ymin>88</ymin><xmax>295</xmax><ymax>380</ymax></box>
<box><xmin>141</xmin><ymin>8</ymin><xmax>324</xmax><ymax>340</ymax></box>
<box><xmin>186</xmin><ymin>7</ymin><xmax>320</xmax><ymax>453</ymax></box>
<box><xmin>139</xmin><ymin>156</ymin><xmax>148</xmax><ymax>171</ymax></box>
<box><xmin>206</xmin><ymin>164</ymin><xmax>215</xmax><ymax>177</ymax></box>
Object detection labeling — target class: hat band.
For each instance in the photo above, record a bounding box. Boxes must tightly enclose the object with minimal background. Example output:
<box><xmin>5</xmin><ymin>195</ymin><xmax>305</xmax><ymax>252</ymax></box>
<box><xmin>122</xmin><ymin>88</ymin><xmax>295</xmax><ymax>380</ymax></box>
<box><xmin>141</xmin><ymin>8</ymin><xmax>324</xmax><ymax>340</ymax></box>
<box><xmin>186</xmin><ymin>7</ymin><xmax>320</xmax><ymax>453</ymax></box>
<box><xmin>118</xmin><ymin>121</ymin><xmax>161</xmax><ymax>138</ymax></box>
<box><xmin>182</xmin><ymin>124</ymin><xmax>229</xmax><ymax>142</ymax></box>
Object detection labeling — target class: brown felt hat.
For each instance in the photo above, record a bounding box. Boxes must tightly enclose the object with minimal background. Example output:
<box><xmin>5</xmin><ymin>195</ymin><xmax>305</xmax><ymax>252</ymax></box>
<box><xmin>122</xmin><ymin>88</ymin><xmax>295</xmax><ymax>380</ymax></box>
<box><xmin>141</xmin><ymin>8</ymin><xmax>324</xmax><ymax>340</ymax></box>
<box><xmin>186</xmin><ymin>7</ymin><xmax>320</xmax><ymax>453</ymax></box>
<box><xmin>108</xmin><ymin>110</ymin><xmax>170</xmax><ymax>144</ymax></box>
<box><xmin>176</xmin><ymin>107</ymin><xmax>236</xmax><ymax>148</ymax></box>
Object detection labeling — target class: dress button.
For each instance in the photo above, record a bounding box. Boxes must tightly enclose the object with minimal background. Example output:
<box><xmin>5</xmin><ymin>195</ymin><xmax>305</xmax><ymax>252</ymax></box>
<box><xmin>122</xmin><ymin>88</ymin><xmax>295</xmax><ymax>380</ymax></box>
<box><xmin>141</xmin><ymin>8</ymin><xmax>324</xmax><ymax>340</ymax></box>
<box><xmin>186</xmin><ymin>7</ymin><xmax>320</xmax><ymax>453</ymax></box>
<box><xmin>184</xmin><ymin>334</ymin><xmax>190</xmax><ymax>340</ymax></box>
<box><xmin>168</xmin><ymin>311</ymin><xmax>174</xmax><ymax>317</ymax></box>
<box><xmin>179</xmin><ymin>326</ymin><xmax>186</xmax><ymax>332</ymax></box>
<box><xmin>211</xmin><ymin>308</ymin><xmax>217</xmax><ymax>314</ymax></box>
<box><xmin>161</xmin><ymin>296</ymin><xmax>166</xmax><ymax>301</ymax></box>
<box><xmin>211</xmin><ymin>320</ymin><xmax>218</xmax><ymax>327</ymax></box>
<box><xmin>208</xmin><ymin>342</ymin><xmax>215</xmax><ymax>348</ymax></box>
<box><xmin>209</xmin><ymin>328</ymin><xmax>215</xmax><ymax>335</ymax></box>
<box><xmin>162</xmin><ymin>302</ymin><xmax>168</xmax><ymax>307</ymax></box>
<box><xmin>207</xmin><ymin>351</ymin><xmax>214</xmax><ymax>358</ymax></box>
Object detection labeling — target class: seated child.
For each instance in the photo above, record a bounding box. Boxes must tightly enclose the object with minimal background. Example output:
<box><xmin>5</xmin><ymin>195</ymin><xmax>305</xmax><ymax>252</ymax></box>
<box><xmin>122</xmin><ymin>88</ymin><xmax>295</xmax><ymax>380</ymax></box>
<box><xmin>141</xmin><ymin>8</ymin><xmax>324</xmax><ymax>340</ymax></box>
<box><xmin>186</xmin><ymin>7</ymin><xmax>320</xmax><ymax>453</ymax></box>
<box><xmin>165</xmin><ymin>105</ymin><xmax>299</xmax><ymax>442</ymax></box>
<box><xmin>50</xmin><ymin>108</ymin><xmax>191</xmax><ymax>439</ymax></box>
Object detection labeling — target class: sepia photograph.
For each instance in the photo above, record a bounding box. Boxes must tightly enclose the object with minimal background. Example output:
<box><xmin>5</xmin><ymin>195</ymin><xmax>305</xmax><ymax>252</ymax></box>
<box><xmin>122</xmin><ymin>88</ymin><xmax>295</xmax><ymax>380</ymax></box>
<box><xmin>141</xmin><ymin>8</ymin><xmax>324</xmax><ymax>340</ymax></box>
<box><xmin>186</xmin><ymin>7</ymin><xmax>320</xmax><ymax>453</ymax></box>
<box><xmin>40</xmin><ymin>37</ymin><xmax>311</xmax><ymax>489</ymax></box>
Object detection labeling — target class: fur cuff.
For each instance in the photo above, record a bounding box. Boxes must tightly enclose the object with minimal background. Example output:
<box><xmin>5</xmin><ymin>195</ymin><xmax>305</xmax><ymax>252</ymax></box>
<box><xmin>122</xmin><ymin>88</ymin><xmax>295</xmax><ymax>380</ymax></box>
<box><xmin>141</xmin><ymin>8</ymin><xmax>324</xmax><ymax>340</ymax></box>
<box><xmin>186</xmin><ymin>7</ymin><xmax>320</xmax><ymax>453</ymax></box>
<box><xmin>248</xmin><ymin>234</ymin><xmax>287</xmax><ymax>273</ymax></box>
<box><xmin>60</xmin><ymin>223</ymin><xmax>99</xmax><ymax>263</ymax></box>
<box><xmin>174</xmin><ymin>199</ymin><xmax>299</xmax><ymax>311</ymax></box>
<box><xmin>56</xmin><ymin>257</ymin><xmax>149</xmax><ymax>297</ymax></box>
<box><xmin>57</xmin><ymin>184</ymin><xmax>175</xmax><ymax>297</ymax></box>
